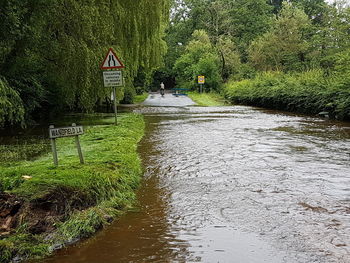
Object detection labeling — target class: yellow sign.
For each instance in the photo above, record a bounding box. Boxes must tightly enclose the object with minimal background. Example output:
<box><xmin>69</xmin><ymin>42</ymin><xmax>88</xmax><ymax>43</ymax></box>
<box><xmin>198</xmin><ymin>75</ymin><xmax>205</xmax><ymax>84</ymax></box>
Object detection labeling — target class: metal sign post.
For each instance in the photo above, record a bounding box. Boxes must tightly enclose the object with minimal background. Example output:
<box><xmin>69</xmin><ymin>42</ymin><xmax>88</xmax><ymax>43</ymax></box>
<box><xmin>101</xmin><ymin>48</ymin><xmax>125</xmax><ymax>126</ymax></box>
<box><xmin>49</xmin><ymin>124</ymin><xmax>85</xmax><ymax>166</ymax></box>
<box><xmin>113</xmin><ymin>87</ymin><xmax>118</xmax><ymax>125</ymax></box>
<box><xmin>103</xmin><ymin>70</ymin><xmax>123</xmax><ymax>125</ymax></box>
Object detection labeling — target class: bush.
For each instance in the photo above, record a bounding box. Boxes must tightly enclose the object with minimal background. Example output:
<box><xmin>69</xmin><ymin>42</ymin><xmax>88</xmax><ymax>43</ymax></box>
<box><xmin>173</xmin><ymin>30</ymin><xmax>222</xmax><ymax>92</ymax></box>
<box><xmin>225</xmin><ymin>69</ymin><xmax>350</xmax><ymax>120</ymax></box>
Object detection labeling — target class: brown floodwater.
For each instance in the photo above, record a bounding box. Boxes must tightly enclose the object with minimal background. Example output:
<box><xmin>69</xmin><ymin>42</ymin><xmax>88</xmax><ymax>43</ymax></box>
<box><xmin>40</xmin><ymin>105</ymin><xmax>349</xmax><ymax>263</ymax></box>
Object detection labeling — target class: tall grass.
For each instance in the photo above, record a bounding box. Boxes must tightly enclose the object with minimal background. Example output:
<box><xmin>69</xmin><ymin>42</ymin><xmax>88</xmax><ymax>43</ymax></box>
<box><xmin>225</xmin><ymin>70</ymin><xmax>350</xmax><ymax>120</ymax></box>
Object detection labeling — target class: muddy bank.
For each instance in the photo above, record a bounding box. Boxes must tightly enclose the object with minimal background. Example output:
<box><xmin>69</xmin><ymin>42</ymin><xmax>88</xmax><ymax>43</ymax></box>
<box><xmin>0</xmin><ymin>188</ymin><xmax>96</xmax><ymax>237</ymax></box>
<box><xmin>0</xmin><ymin>194</ymin><xmax>22</xmax><ymax>236</ymax></box>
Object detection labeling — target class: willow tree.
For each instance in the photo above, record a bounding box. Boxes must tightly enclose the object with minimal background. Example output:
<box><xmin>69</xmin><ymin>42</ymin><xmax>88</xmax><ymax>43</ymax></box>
<box><xmin>0</xmin><ymin>0</ymin><xmax>170</xmax><ymax>126</ymax></box>
<box><xmin>0</xmin><ymin>77</ymin><xmax>24</xmax><ymax>126</ymax></box>
<box><xmin>40</xmin><ymin>0</ymin><xmax>170</xmax><ymax>108</ymax></box>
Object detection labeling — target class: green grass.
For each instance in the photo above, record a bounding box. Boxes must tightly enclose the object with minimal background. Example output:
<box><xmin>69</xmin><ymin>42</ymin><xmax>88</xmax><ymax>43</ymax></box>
<box><xmin>0</xmin><ymin>113</ymin><xmax>145</xmax><ymax>262</ymax></box>
<box><xmin>133</xmin><ymin>93</ymin><xmax>149</xmax><ymax>104</ymax></box>
<box><xmin>187</xmin><ymin>92</ymin><xmax>227</xmax><ymax>106</ymax></box>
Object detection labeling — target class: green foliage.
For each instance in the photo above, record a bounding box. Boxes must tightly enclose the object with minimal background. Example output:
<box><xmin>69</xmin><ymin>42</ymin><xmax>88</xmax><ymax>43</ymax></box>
<box><xmin>248</xmin><ymin>3</ymin><xmax>311</xmax><ymax>72</ymax></box>
<box><xmin>293</xmin><ymin>0</ymin><xmax>328</xmax><ymax>25</ymax></box>
<box><xmin>225</xmin><ymin>69</ymin><xmax>350</xmax><ymax>120</ymax></box>
<box><xmin>174</xmin><ymin>30</ymin><xmax>222</xmax><ymax>91</ymax></box>
<box><xmin>0</xmin><ymin>239</ymin><xmax>14</xmax><ymax>262</ymax></box>
<box><xmin>216</xmin><ymin>37</ymin><xmax>242</xmax><ymax>81</ymax></box>
<box><xmin>0</xmin><ymin>77</ymin><xmax>24</xmax><ymax>127</ymax></box>
<box><xmin>166</xmin><ymin>0</ymin><xmax>272</xmax><ymax>78</ymax></box>
<box><xmin>224</xmin><ymin>0</ymin><xmax>272</xmax><ymax>58</ymax></box>
<box><xmin>0</xmin><ymin>0</ymin><xmax>170</xmax><ymax>125</ymax></box>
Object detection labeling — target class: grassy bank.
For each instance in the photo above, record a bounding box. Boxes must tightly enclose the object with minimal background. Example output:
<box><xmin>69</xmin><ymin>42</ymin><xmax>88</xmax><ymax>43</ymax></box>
<box><xmin>187</xmin><ymin>92</ymin><xmax>227</xmax><ymax>106</ymax></box>
<box><xmin>0</xmin><ymin>113</ymin><xmax>145</xmax><ymax>262</ymax></box>
<box><xmin>225</xmin><ymin>70</ymin><xmax>350</xmax><ymax>120</ymax></box>
<box><xmin>133</xmin><ymin>93</ymin><xmax>149</xmax><ymax>104</ymax></box>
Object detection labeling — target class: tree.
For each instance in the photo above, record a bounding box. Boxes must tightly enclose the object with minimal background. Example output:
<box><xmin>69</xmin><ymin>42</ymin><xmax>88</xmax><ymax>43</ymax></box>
<box><xmin>249</xmin><ymin>2</ymin><xmax>311</xmax><ymax>71</ymax></box>
<box><xmin>306</xmin><ymin>2</ymin><xmax>350</xmax><ymax>72</ymax></box>
<box><xmin>216</xmin><ymin>36</ymin><xmax>242</xmax><ymax>81</ymax></box>
<box><xmin>226</xmin><ymin>0</ymin><xmax>273</xmax><ymax>59</ymax></box>
<box><xmin>0</xmin><ymin>77</ymin><xmax>24</xmax><ymax>127</ymax></box>
<box><xmin>0</xmin><ymin>0</ymin><xmax>171</xmax><ymax>125</ymax></box>
<box><xmin>174</xmin><ymin>30</ymin><xmax>222</xmax><ymax>91</ymax></box>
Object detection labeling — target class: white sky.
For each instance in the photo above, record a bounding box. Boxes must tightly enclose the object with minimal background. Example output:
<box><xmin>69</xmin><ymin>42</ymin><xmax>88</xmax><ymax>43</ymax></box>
<box><xmin>326</xmin><ymin>0</ymin><xmax>350</xmax><ymax>4</ymax></box>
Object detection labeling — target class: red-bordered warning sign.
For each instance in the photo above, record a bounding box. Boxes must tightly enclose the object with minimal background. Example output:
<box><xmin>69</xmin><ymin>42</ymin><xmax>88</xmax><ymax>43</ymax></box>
<box><xmin>101</xmin><ymin>48</ymin><xmax>125</xmax><ymax>69</ymax></box>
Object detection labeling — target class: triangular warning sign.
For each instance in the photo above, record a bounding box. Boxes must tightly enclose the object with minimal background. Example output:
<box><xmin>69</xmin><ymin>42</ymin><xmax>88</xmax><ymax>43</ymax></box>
<box><xmin>101</xmin><ymin>48</ymin><xmax>125</xmax><ymax>69</ymax></box>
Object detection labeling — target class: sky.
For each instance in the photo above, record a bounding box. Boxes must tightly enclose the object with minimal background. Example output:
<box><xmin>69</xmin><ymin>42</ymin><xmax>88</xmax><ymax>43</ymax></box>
<box><xmin>326</xmin><ymin>0</ymin><xmax>350</xmax><ymax>4</ymax></box>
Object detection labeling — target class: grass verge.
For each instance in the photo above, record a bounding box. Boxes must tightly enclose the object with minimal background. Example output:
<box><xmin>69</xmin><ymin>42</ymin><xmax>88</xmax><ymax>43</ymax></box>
<box><xmin>187</xmin><ymin>92</ymin><xmax>227</xmax><ymax>106</ymax></box>
<box><xmin>0</xmin><ymin>113</ymin><xmax>145</xmax><ymax>262</ymax></box>
<box><xmin>133</xmin><ymin>93</ymin><xmax>149</xmax><ymax>104</ymax></box>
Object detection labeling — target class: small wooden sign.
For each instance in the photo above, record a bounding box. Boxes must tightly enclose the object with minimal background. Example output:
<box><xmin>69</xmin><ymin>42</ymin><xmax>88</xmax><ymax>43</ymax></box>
<box><xmin>49</xmin><ymin>125</ymin><xmax>84</xmax><ymax>139</ymax></box>
<box><xmin>49</xmin><ymin>124</ymin><xmax>84</xmax><ymax>166</ymax></box>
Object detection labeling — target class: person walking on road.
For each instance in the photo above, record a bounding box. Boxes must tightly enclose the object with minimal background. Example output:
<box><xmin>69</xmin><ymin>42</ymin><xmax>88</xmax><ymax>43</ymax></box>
<box><xmin>160</xmin><ymin>82</ymin><xmax>165</xmax><ymax>96</ymax></box>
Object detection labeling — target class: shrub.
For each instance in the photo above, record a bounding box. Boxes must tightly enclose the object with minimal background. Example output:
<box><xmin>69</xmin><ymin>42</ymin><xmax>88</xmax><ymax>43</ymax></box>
<box><xmin>225</xmin><ymin>69</ymin><xmax>350</xmax><ymax>120</ymax></box>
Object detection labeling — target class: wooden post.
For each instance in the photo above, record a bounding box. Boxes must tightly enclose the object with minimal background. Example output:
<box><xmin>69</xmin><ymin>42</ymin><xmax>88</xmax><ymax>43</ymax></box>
<box><xmin>113</xmin><ymin>86</ymin><xmax>117</xmax><ymax>125</ymax></box>
<box><xmin>72</xmin><ymin>123</ymin><xmax>84</xmax><ymax>164</ymax></box>
<box><xmin>49</xmin><ymin>125</ymin><xmax>58</xmax><ymax>166</ymax></box>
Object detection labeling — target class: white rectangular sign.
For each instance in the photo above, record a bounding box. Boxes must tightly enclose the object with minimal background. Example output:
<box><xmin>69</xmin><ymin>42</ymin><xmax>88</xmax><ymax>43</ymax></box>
<box><xmin>49</xmin><ymin>126</ymin><xmax>84</xmax><ymax>139</ymax></box>
<box><xmin>103</xmin><ymin>71</ymin><xmax>123</xmax><ymax>87</ymax></box>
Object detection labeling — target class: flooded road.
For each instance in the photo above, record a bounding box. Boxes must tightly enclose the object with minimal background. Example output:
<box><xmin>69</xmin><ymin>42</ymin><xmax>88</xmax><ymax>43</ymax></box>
<box><xmin>42</xmin><ymin>104</ymin><xmax>350</xmax><ymax>263</ymax></box>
